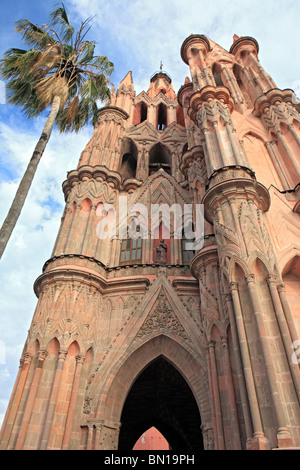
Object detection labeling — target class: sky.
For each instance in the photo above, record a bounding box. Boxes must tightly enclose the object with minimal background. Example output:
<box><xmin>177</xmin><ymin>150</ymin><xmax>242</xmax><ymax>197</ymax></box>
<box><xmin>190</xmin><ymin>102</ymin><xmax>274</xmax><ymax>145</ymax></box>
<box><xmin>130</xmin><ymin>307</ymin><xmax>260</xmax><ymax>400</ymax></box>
<box><xmin>0</xmin><ymin>0</ymin><xmax>299</xmax><ymax>428</ymax></box>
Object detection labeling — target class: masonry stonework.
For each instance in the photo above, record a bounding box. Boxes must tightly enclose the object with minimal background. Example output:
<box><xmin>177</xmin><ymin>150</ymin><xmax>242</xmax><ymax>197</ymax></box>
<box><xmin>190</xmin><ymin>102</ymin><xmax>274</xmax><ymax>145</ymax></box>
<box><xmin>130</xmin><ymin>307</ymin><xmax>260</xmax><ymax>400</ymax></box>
<box><xmin>1</xmin><ymin>34</ymin><xmax>300</xmax><ymax>451</ymax></box>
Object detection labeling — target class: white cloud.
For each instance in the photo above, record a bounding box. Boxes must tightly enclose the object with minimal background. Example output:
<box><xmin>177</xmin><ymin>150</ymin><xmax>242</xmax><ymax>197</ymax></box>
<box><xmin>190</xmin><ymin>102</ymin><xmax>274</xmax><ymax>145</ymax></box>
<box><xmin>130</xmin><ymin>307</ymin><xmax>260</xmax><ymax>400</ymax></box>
<box><xmin>0</xmin><ymin>117</ymin><xmax>92</xmax><ymax>427</ymax></box>
<box><xmin>67</xmin><ymin>0</ymin><xmax>300</xmax><ymax>94</ymax></box>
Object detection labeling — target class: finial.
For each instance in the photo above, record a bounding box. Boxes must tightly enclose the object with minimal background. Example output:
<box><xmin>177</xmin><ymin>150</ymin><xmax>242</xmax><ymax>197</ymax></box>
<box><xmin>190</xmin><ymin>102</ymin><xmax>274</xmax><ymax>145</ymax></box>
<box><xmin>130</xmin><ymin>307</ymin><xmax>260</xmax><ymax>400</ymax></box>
<box><xmin>160</xmin><ymin>61</ymin><xmax>163</xmax><ymax>72</ymax></box>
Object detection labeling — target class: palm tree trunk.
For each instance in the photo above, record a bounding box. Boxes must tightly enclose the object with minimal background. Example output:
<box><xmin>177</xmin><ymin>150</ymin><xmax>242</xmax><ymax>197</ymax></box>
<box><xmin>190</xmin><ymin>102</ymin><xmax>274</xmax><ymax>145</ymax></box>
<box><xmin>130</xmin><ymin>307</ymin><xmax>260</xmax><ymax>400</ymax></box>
<box><xmin>0</xmin><ymin>95</ymin><xmax>61</xmax><ymax>260</ymax></box>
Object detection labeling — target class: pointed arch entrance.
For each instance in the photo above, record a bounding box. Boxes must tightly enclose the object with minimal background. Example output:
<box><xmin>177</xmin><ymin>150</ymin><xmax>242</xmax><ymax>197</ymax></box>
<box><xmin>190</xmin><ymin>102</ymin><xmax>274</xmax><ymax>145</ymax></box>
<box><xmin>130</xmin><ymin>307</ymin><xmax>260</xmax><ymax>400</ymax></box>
<box><xmin>95</xmin><ymin>335</ymin><xmax>209</xmax><ymax>451</ymax></box>
<box><xmin>118</xmin><ymin>356</ymin><xmax>203</xmax><ymax>451</ymax></box>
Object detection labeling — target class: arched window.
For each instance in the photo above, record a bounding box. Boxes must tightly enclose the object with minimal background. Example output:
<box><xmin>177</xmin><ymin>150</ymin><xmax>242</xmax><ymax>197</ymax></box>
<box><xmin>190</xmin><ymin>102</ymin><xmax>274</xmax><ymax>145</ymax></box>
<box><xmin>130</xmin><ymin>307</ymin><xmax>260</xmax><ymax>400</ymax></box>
<box><xmin>149</xmin><ymin>143</ymin><xmax>172</xmax><ymax>176</ymax></box>
<box><xmin>212</xmin><ymin>64</ymin><xmax>224</xmax><ymax>87</ymax></box>
<box><xmin>120</xmin><ymin>138</ymin><xmax>138</xmax><ymax>181</ymax></box>
<box><xmin>157</xmin><ymin>103</ymin><xmax>167</xmax><ymax>130</ymax></box>
<box><xmin>133</xmin><ymin>101</ymin><xmax>148</xmax><ymax>125</ymax></box>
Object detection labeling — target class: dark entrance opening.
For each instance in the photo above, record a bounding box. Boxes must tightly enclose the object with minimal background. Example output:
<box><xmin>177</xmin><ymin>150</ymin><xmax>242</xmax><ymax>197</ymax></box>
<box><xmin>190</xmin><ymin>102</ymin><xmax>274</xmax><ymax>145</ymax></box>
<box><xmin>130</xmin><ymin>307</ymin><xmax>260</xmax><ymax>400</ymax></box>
<box><xmin>149</xmin><ymin>143</ymin><xmax>172</xmax><ymax>176</ymax></box>
<box><xmin>118</xmin><ymin>357</ymin><xmax>203</xmax><ymax>451</ymax></box>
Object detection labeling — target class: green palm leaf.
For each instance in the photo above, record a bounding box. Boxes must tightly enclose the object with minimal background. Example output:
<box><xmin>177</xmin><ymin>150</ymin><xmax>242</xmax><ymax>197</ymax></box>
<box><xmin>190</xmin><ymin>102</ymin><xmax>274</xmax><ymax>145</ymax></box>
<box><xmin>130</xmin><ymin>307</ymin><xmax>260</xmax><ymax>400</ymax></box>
<box><xmin>0</xmin><ymin>4</ymin><xmax>114</xmax><ymax>259</ymax></box>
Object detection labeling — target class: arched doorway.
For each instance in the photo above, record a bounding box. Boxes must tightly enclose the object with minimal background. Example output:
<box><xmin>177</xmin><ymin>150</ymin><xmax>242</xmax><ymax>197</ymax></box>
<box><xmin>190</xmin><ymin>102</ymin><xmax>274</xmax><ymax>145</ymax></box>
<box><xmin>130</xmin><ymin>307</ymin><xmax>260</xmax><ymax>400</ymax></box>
<box><xmin>118</xmin><ymin>357</ymin><xmax>203</xmax><ymax>451</ymax></box>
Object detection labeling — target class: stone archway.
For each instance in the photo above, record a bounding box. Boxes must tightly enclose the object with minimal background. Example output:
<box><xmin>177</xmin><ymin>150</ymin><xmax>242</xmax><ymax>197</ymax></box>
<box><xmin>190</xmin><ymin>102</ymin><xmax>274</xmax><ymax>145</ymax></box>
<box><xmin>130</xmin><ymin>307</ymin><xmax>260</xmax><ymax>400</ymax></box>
<box><xmin>118</xmin><ymin>356</ymin><xmax>203</xmax><ymax>451</ymax></box>
<box><xmin>95</xmin><ymin>334</ymin><xmax>211</xmax><ymax>451</ymax></box>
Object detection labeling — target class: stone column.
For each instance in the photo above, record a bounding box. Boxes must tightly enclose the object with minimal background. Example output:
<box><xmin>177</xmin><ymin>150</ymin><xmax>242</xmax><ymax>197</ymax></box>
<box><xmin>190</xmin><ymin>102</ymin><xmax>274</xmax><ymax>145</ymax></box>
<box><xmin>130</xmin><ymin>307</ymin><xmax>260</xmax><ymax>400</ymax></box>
<box><xmin>245</xmin><ymin>274</ymin><xmax>294</xmax><ymax>448</ymax></box>
<box><xmin>277</xmin><ymin>283</ymin><xmax>299</xmax><ymax>344</ymax></box>
<box><xmin>15</xmin><ymin>350</ymin><xmax>48</xmax><ymax>450</ymax></box>
<box><xmin>267</xmin><ymin>275</ymin><xmax>300</xmax><ymax>402</ymax></box>
<box><xmin>221</xmin><ymin>335</ymin><xmax>242</xmax><ymax>449</ymax></box>
<box><xmin>0</xmin><ymin>353</ymin><xmax>32</xmax><ymax>449</ymax></box>
<box><xmin>229</xmin><ymin>282</ymin><xmax>269</xmax><ymax>449</ymax></box>
<box><xmin>39</xmin><ymin>350</ymin><xmax>67</xmax><ymax>450</ymax></box>
<box><xmin>224</xmin><ymin>293</ymin><xmax>253</xmax><ymax>449</ymax></box>
<box><xmin>61</xmin><ymin>354</ymin><xmax>85</xmax><ymax>450</ymax></box>
<box><xmin>207</xmin><ymin>340</ymin><xmax>225</xmax><ymax>449</ymax></box>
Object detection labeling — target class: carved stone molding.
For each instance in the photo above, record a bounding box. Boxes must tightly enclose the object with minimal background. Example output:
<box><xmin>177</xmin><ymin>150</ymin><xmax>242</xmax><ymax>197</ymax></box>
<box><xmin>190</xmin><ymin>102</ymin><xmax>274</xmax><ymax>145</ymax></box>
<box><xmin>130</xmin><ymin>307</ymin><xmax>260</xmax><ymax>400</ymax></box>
<box><xmin>63</xmin><ymin>165</ymin><xmax>122</xmax><ymax>200</ymax></box>
<box><xmin>135</xmin><ymin>294</ymin><xmax>190</xmax><ymax>343</ymax></box>
<box><xmin>208</xmin><ymin>165</ymin><xmax>255</xmax><ymax>188</ymax></box>
<box><xmin>202</xmin><ymin>169</ymin><xmax>270</xmax><ymax>224</ymax></box>
<box><xmin>188</xmin><ymin>86</ymin><xmax>234</xmax><ymax>124</ymax></box>
<box><xmin>97</xmin><ymin>106</ymin><xmax>129</xmax><ymax>125</ymax></box>
<box><xmin>253</xmin><ymin>88</ymin><xmax>300</xmax><ymax>133</ymax></box>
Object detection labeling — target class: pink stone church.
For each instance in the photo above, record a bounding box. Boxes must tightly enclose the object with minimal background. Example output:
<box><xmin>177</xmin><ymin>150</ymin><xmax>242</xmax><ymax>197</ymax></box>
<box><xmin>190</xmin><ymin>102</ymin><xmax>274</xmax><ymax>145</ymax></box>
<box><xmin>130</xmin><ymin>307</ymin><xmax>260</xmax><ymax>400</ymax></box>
<box><xmin>1</xmin><ymin>34</ymin><xmax>300</xmax><ymax>451</ymax></box>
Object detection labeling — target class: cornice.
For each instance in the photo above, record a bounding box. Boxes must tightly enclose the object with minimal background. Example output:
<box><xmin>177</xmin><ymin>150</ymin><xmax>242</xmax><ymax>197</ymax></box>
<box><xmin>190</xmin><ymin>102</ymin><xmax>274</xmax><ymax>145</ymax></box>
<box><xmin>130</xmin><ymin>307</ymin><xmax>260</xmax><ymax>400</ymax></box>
<box><xmin>202</xmin><ymin>166</ymin><xmax>270</xmax><ymax>223</ymax></box>
<box><xmin>34</xmin><ymin>264</ymin><xmax>151</xmax><ymax>298</ymax></box>
<box><xmin>180</xmin><ymin>34</ymin><xmax>211</xmax><ymax>65</ymax></box>
<box><xmin>62</xmin><ymin>165</ymin><xmax>122</xmax><ymax>198</ymax></box>
<box><xmin>253</xmin><ymin>88</ymin><xmax>298</xmax><ymax>116</ymax></box>
<box><xmin>97</xmin><ymin>106</ymin><xmax>129</xmax><ymax>121</ymax></box>
<box><xmin>229</xmin><ymin>36</ymin><xmax>259</xmax><ymax>56</ymax></box>
<box><xmin>188</xmin><ymin>85</ymin><xmax>234</xmax><ymax>123</ymax></box>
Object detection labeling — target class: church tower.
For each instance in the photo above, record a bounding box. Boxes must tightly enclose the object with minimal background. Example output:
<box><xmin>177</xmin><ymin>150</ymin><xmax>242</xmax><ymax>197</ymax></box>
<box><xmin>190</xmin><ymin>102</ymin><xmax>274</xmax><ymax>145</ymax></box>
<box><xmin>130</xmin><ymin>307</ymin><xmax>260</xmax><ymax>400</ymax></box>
<box><xmin>1</xmin><ymin>34</ymin><xmax>300</xmax><ymax>451</ymax></box>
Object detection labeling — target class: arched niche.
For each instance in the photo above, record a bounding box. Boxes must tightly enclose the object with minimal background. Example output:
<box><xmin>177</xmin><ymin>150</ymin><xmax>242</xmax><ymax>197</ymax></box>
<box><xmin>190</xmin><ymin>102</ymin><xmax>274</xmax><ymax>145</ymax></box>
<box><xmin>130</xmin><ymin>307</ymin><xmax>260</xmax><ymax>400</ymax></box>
<box><xmin>120</xmin><ymin>138</ymin><xmax>138</xmax><ymax>181</ymax></box>
<box><xmin>212</xmin><ymin>63</ymin><xmax>225</xmax><ymax>87</ymax></box>
<box><xmin>156</xmin><ymin>102</ymin><xmax>168</xmax><ymax>130</ymax></box>
<box><xmin>133</xmin><ymin>101</ymin><xmax>148</xmax><ymax>126</ymax></box>
<box><xmin>149</xmin><ymin>143</ymin><xmax>172</xmax><ymax>176</ymax></box>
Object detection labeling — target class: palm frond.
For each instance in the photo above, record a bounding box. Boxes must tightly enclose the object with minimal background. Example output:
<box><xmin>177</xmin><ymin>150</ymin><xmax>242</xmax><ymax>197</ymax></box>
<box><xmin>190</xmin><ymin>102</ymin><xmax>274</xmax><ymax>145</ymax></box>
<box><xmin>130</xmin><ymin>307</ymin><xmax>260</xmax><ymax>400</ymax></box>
<box><xmin>77</xmin><ymin>41</ymin><xmax>95</xmax><ymax>65</ymax></box>
<box><xmin>2</xmin><ymin>4</ymin><xmax>114</xmax><ymax>133</ymax></box>
<box><xmin>1</xmin><ymin>48</ymin><xmax>39</xmax><ymax>79</ymax></box>
<box><xmin>87</xmin><ymin>55</ymin><xmax>114</xmax><ymax>75</ymax></box>
<box><xmin>15</xmin><ymin>19</ymin><xmax>54</xmax><ymax>50</ymax></box>
<box><xmin>49</xmin><ymin>2</ymin><xmax>74</xmax><ymax>45</ymax></box>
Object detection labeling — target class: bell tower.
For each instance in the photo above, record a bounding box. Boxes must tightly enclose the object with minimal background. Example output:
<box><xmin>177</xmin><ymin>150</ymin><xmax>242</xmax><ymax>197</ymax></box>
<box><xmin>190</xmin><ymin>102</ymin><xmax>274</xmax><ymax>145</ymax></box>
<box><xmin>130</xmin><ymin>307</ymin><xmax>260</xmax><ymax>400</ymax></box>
<box><xmin>1</xmin><ymin>34</ymin><xmax>300</xmax><ymax>451</ymax></box>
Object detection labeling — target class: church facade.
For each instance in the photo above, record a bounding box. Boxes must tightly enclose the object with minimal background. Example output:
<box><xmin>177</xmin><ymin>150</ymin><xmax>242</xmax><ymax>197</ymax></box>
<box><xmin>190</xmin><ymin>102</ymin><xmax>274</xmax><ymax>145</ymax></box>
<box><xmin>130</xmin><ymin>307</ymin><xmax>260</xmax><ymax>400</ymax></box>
<box><xmin>1</xmin><ymin>34</ymin><xmax>300</xmax><ymax>451</ymax></box>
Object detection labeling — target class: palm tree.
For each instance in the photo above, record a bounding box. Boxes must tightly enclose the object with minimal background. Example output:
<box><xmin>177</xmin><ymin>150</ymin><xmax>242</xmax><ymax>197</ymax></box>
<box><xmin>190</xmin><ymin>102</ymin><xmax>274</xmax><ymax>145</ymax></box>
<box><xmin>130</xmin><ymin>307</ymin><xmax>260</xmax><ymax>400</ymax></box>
<box><xmin>0</xmin><ymin>3</ymin><xmax>114</xmax><ymax>259</ymax></box>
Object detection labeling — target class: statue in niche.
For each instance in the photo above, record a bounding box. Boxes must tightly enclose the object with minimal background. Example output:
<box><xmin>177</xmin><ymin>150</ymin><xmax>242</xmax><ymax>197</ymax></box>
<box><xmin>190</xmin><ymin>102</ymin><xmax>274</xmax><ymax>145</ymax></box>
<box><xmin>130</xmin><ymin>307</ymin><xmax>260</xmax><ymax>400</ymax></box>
<box><xmin>156</xmin><ymin>240</ymin><xmax>167</xmax><ymax>265</ymax></box>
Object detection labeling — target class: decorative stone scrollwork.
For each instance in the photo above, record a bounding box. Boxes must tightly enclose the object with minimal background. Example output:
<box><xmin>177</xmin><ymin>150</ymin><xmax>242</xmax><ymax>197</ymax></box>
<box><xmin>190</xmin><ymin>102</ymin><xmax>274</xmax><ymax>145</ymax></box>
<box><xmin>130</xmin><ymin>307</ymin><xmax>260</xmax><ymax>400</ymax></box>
<box><xmin>74</xmin><ymin>180</ymin><xmax>118</xmax><ymax>203</ymax></box>
<box><xmin>254</xmin><ymin>89</ymin><xmax>300</xmax><ymax>134</ymax></box>
<box><xmin>136</xmin><ymin>292</ymin><xmax>190</xmax><ymax>342</ymax></box>
<box><xmin>83</xmin><ymin>396</ymin><xmax>93</xmax><ymax>414</ymax></box>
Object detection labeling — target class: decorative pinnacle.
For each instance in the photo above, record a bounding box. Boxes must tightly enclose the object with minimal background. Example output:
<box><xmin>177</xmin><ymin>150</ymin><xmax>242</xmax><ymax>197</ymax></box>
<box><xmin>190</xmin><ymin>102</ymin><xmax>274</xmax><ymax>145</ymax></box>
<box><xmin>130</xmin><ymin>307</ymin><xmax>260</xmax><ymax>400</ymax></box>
<box><xmin>160</xmin><ymin>61</ymin><xmax>163</xmax><ymax>71</ymax></box>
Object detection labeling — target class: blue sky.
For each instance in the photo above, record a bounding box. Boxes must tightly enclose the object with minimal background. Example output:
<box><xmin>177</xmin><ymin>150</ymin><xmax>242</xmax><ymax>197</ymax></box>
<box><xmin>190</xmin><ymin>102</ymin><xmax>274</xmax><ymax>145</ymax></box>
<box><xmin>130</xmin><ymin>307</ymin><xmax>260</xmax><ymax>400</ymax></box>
<box><xmin>0</xmin><ymin>0</ymin><xmax>299</xmax><ymax>428</ymax></box>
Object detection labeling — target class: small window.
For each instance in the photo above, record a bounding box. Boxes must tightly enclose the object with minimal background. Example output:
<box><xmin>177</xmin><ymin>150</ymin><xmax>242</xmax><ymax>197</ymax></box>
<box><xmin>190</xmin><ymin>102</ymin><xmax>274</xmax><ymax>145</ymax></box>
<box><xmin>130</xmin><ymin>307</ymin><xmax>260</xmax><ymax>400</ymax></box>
<box><xmin>182</xmin><ymin>238</ymin><xmax>195</xmax><ymax>263</ymax></box>
<box><xmin>157</xmin><ymin>103</ymin><xmax>167</xmax><ymax>130</ymax></box>
<box><xmin>182</xmin><ymin>223</ymin><xmax>195</xmax><ymax>263</ymax></box>
<box><xmin>120</xmin><ymin>237</ymin><xmax>142</xmax><ymax>264</ymax></box>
